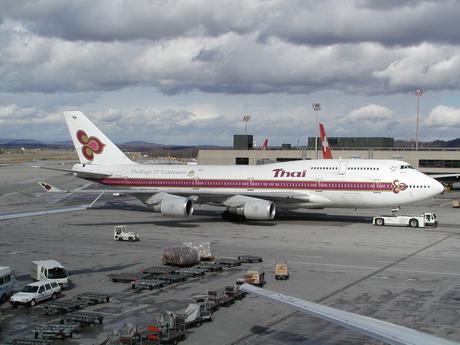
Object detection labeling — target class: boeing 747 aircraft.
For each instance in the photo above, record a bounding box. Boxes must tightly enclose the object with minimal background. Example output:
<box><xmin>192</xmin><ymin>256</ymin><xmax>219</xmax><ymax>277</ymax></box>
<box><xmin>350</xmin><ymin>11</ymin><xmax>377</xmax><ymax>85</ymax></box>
<box><xmin>39</xmin><ymin>111</ymin><xmax>444</xmax><ymax>220</ymax></box>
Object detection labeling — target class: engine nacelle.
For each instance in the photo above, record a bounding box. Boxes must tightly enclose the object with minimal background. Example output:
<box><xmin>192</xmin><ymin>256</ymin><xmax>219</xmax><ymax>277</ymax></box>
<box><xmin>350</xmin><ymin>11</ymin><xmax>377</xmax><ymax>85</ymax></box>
<box><xmin>151</xmin><ymin>195</ymin><xmax>193</xmax><ymax>217</ymax></box>
<box><xmin>230</xmin><ymin>200</ymin><xmax>276</xmax><ymax>220</ymax></box>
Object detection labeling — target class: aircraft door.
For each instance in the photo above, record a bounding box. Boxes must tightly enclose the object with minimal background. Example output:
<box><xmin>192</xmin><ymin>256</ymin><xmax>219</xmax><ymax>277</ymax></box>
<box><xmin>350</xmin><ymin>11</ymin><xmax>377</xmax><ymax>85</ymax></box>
<box><xmin>338</xmin><ymin>160</ymin><xmax>348</xmax><ymax>175</ymax></box>
<box><xmin>247</xmin><ymin>177</ymin><xmax>254</xmax><ymax>191</ymax></box>
<box><xmin>373</xmin><ymin>179</ymin><xmax>381</xmax><ymax>193</ymax></box>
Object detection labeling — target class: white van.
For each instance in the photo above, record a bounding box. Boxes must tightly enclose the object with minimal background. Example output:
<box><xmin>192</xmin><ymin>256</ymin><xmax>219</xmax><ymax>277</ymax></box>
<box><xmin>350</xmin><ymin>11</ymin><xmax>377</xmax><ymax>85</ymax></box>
<box><xmin>31</xmin><ymin>260</ymin><xmax>70</xmax><ymax>288</ymax></box>
<box><xmin>0</xmin><ymin>266</ymin><xmax>16</xmax><ymax>303</ymax></box>
<box><xmin>9</xmin><ymin>280</ymin><xmax>61</xmax><ymax>307</ymax></box>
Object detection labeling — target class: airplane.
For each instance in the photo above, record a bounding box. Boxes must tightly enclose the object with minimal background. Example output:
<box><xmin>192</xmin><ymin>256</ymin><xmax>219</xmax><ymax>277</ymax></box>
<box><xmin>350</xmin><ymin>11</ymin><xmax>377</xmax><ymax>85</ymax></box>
<box><xmin>38</xmin><ymin>111</ymin><xmax>444</xmax><ymax>220</ymax></box>
<box><xmin>240</xmin><ymin>284</ymin><xmax>459</xmax><ymax>345</ymax></box>
<box><xmin>319</xmin><ymin>123</ymin><xmax>333</xmax><ymax>159</ymax></box>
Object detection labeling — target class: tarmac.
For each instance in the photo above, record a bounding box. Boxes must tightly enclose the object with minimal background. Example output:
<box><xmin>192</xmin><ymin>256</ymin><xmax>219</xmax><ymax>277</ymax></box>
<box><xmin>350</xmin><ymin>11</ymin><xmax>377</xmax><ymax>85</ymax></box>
<box><xmin>0</xmin><ymin>162</ymin><xmax>460</xmax><ymax>344</ymax></box>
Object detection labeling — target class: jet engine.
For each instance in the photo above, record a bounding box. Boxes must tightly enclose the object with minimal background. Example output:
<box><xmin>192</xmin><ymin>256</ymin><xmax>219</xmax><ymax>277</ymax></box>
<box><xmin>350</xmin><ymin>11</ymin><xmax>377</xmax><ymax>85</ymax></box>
<box><xmin>230</xmin><ymin>200</ymin><xmax>276</xmax><ymax>220</ymax></box>
<box><xmin>150</xmin><ymin>195</ymin><xmax>193</xmax><ymax>217</ymax></box>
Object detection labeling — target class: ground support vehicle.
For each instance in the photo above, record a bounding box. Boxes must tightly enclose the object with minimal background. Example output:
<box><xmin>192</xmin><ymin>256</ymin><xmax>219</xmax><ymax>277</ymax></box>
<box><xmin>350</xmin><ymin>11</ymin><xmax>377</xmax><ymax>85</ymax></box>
<box><xmin>132</xmin><ymin>279</ymin><xmax>166</xmax><ymax>291</ymax></box>
<box><xmin>10</xmin><ymin>281</ymin><xmax>61</xmax><ymax>308</ymax></box>
<box><xmin>0</xmin><ymin>266</ymin><xmax>16</xmax><ymax>303</ymax></box>
<box><xmin>109</xmin><ymin>271</ymin><xmax>145</xmax><ymax>283</ymax></box>
<box><xmin>237</xmin><ymin>255</ymin><xmax>263</xmax><ymax>263</ymax></box>
<box><xmin>244</xmin><ymin>270</ymin><xmax>265</xmax><ymax>287</ymax></box>
<box><xmin>157</xmin><ymin>311</ymin><xmax>186</xmax><ymax>344</ymax></box>
<box><xmin>76</xmin><ymin>292</ymin><xmax>111</xmax><ymax>304</ymax></box>
<box><xmin>225</xmin><ymin>285</ymin><xmax>244</xmax><ymax>301</ymax></box>
<box><xmin>274</xmin><ymin>263</ymin><xmax>289</xmax><ymax>280</ymax></box>
<box><xmin>31</xmin><ymin>260</ymin><xmax>70</xmax><ymax>289</ymax></box>
<box><xmin>113</xmin><ymin>225</ymin><xmax>139</xmax><ymax>242</ymax></box>
<box><xmin>0</xmin><ymin>338</ymin><xmax>51</xmax><ymax>345</ymax></box>
<box><xmin>60</xmin><ymin>311</ymin><xmax>104</xmax><ymax>327</ymax></box>
<box><xmin>179</xmin><ymin>303</ymin><xmax>212</xmax><ymax>328</ymax></box>
<box><xmin>42</xmin><ymin>300</ymin><xmax>84</xmax><ymax>315</ymax></box>
<box><xmin>373</xmin><ymin>212</ymin><xmax>438</xmax><ymax>228</ymax></box>
<box><xmin>33</xmin><ymin>324</ymin><xmax>79</xmax><ymax>340</ymax></box>
<box><xmin>215</xmin><ymin>258</ymin><xmax>242</xmax><ymax>267</ymax></box>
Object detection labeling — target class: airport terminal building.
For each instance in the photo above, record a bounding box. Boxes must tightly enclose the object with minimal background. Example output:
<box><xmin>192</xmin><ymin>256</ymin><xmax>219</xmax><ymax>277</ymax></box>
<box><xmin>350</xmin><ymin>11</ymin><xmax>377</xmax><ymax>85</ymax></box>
<box><xmin>198</xmin><ymin>135</ymin><xmax>460</xmax><ymax>174</ymax></box>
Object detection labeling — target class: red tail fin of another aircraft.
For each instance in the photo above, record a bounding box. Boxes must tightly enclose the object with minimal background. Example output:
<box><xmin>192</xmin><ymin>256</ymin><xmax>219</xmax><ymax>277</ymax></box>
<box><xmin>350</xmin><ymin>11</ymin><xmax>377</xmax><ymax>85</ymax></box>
<box><xmin>261</xmin><ymin>138</ymin><xmax>268</xmax><ymax>150</ymax></box>
<box><xmin>319</xmin><ymin>123</ymin><xmax>333</xmax><ymax>159</ymax></box>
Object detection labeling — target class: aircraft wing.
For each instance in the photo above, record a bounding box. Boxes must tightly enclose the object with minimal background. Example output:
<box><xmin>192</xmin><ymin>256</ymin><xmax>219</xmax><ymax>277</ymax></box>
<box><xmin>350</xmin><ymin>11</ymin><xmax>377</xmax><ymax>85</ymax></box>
<box><xmin>240</xmin><ymin>284</ymin><xmax>459</xmax><ymax>345</ymax></box>
<box><xmin>38</xmin><ymin>182</ymin><xmax>331</xmax><ymax>207</ymax></box>
<box><xmin>0</xmin><ymin>205</ymin><xmax>90</xmax><ymax>221</ymax></box>
<box><xmin>429</xmin><ymin>173</ymin><xmax>460</xmax><ymax>183</ymax></box>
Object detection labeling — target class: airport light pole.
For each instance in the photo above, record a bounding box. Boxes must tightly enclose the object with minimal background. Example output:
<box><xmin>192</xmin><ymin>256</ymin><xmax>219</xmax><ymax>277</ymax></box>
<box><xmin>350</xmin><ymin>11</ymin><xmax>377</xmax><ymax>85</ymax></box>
<box><xmin>312</xmin><ymin>103</ymin><xmax>321</xmax><ymax>159</ymax></box>
<box><xmin>415</xmin><ymin>89</ymin><xmax>423</xmax><ymax>151</ymax></box>
<box><xmin>243</xmin><ymin>115</ymin><xmax>251</xmax><ymax>135</ymax></box>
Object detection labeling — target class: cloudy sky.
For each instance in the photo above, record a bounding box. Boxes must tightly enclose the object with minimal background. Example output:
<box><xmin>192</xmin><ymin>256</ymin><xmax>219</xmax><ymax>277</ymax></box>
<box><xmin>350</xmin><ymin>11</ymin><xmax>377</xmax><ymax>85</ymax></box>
<box><xmin>1</xmin><ymin>0</ymin><xmax>460</xmax><ymax>146</ymax></box>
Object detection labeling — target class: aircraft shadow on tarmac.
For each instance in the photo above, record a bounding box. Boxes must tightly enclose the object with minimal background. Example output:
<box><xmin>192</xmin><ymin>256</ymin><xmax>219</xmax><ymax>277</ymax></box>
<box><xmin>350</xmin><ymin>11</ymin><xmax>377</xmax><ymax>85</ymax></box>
<box><xmin>75</xmin><ymin>206</ymin><xmax>372</xmax><ymax>228</ymax></box>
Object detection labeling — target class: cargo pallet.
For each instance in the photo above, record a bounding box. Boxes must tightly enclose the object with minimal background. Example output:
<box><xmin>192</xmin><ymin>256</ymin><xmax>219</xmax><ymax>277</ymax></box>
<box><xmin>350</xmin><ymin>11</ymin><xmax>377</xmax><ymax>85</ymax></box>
<box><xmin>108</xmin><ymin>271</ymin><xmax>145</xmax><ymax>283</ymax></box>
<box><xmin>237</xmin><ymin>255</ymin><xmax>263</xmax><ymax>263</ymax></box>
<box><xmin>42</xmin><ymin>300</ymin><xmax>84</xmax><ymax>315</ymax></box>
<box><xmin>76</xmin><ymin>292</ymin><xmax>111</xmax><ymax>304</ymax></box>
<box><xmin>60</xmin><ymin>311</ymin><xmax>104</xmax><ymax>327</ymax></box>
<box><xmin>33</xmin><ymin>323</ymin><xmax>79</xmax><ymax>340</ymax></box>
<box><xmin>1</xmin><ymin>338</ymin><xmax>51</xmax><ymax>345</ymax></box>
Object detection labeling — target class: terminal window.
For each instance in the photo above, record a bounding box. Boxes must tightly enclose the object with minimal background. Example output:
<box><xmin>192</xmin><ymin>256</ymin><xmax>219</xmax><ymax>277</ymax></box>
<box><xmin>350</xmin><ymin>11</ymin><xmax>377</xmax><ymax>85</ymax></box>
<box><xmin>419</xmin><ymin>159</ymin><xmax>460</xmax><ymax>168</ymax></box>
<box><xmin>236</xmin><ymin>157</ymin><xmax>249</xmax><ymax>165</ymax></box>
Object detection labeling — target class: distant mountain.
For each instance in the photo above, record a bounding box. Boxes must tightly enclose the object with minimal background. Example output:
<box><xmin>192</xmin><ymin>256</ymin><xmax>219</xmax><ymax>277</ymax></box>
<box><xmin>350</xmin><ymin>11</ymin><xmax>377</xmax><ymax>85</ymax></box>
<box><xmin>0</xmin><ymin>138</ymin><xmax>225</xmax><ymax>150</ymax></box>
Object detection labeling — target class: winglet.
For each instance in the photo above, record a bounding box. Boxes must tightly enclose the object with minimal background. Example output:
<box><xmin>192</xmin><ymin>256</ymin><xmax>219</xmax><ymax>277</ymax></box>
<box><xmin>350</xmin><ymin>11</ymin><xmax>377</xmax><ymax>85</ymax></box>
<box><xmin>38</xmin><ymin>182</ymin><xmax>63</xmax><ymax>193</ymax></box>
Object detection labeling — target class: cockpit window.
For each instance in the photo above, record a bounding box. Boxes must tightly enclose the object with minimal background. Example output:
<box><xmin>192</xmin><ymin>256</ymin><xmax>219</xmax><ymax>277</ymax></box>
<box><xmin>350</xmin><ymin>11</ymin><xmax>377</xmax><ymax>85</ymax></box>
<box><xmin>400</xmin><ymin>165</ymin><xmax>414</xmax><ymax>169</ymax></box>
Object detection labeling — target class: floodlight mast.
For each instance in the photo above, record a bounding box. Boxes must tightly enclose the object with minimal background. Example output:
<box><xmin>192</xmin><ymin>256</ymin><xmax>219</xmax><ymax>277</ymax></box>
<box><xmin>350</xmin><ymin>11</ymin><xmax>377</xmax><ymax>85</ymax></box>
<box><xmin>243</xmin><ymin>115</ymin><xmax>251</xmax><ymax>135</ymax></box>
<box><xmin>312</xmin><ymin>103</ymin><xmax>321</xmax><ymax>159</ymax></box>
<box><xmin>415</xmin><ymin>89</ymin><xmax>423</xmax><ymax>151</ymax></box>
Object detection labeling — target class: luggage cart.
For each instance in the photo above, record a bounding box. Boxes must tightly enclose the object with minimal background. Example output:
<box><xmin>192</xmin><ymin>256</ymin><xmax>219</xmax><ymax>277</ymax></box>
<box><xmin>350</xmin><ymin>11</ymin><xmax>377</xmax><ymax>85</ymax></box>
<box><xmin>33</xmin><ymin>324</ymin><xmax>79</xmax><ymax>340</ymax></box>
<box><xmin>131</xmin><ymin>279</ymin><xmax>166</xmax><ymax>291</ymax></box>
<box><xmin>215</xmin><ymin>258</ymin><xmax>242</xmax><ymax>267</ymax></box>
<box><xmin>237</xmin><ymin>255</ymin><xmax>263</xmax><ymax>263</ymax></box>
<box><xmin>108</xmin><ymin>272</ymin><xmax>145</xmax><ymax>283</ymax></box>
<box><xmin>174</xmin><ymin>268</ymin><xmax>206</xmax><ymax>277</ymax></box>
<box><xmin>195</xmin><ymin>262</ymin><xmax>224</xmax><ymax>272</ymax></box>
<box><xmin>157</xmin><ymin>273</ymin><xmax>188</xmax><ymax>284</ymax></box>
<box><xmin>60</xmin><ymin>311</ymin><xmax>104</xmax><ymax>327</ymax></box>
<box><xmin>0</xmin><ymin>338</ymin><xmax>51</xmax><ymax>345</ymax></box>
<box><xmin>76</xmin><ymin>292</ymin><xmax>111</xmax><ymax>304</ymax></box>
<box><xmin>42</xmin><ymin>300</ymin><xmax>84</xmax><ymax>315</ymax></box>
<box><xmin>141</xmin><ymin>266</ymin><xmax>175</xmax><ymax>276</ymax></box>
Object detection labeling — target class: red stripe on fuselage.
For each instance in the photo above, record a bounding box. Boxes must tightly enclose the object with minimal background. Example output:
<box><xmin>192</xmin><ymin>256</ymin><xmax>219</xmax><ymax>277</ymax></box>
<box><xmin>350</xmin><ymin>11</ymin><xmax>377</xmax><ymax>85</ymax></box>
<box><xmin>98</xmin><ymin>178</ymin><xmax>394</xmax><ymax>192</ymax></box>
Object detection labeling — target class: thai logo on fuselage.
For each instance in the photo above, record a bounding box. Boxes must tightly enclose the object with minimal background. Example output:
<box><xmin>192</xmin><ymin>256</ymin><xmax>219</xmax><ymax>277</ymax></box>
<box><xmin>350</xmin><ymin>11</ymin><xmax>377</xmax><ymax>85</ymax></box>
<box><xmin>272</xmin><ymin>168</ymin><xmax>306</xmax><ymax>178</ymax></box>
<box><xmin>76</xmin><ymin>130</ymin><xmax>105</xmax><ymax>161</ymax></box>
<box><xmin>392</xmin><ymin>180</ymin><xmax>407</xmax><ymax>193</ymax></box>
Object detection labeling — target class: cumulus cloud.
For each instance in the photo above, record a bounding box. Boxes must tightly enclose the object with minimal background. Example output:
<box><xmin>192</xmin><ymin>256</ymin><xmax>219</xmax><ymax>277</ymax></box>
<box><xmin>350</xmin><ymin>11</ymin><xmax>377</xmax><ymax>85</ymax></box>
<box><xmin>424</xmin><ymin>105</ymin><xmax>460</xmax><ymax>127</ymax></box>
<box><xmin>340</xmin><ymin>104</ymin><xmax>394</xmax><ymax>124</ymax></box>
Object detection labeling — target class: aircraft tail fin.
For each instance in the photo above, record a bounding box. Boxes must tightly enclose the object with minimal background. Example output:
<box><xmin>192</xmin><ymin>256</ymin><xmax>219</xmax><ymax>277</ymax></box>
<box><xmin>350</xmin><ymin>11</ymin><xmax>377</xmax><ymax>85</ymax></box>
<box><xmin>319</xmin><ymin>123</ymin><xmax>333</xmax><ymax>159</ymax></box>
<box><xmin>64</xmin><ymin>111</ymin><xmax>132</xmax><ymax>165</ymax></box>
<box><xmin>261</xmin><ymin>138</ymin><xmax>268</xmax><ymax>150</ymax></box>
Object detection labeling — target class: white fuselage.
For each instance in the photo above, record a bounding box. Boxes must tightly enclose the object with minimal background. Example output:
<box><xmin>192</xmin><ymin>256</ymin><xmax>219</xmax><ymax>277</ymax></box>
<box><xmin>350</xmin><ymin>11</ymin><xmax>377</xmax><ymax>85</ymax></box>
<box><xmin>74</xmin><ymin>159</ymin><xmax>444</xmax><ymax>209</ymax></box>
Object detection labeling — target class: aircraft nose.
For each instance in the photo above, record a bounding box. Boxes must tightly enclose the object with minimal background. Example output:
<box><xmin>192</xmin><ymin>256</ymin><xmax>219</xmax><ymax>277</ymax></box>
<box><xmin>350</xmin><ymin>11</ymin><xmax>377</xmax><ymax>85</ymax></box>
<box><xmin>432</xmin><ymin>179</ymin><xmax>445</xmax><ymax>195</ymax></box>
